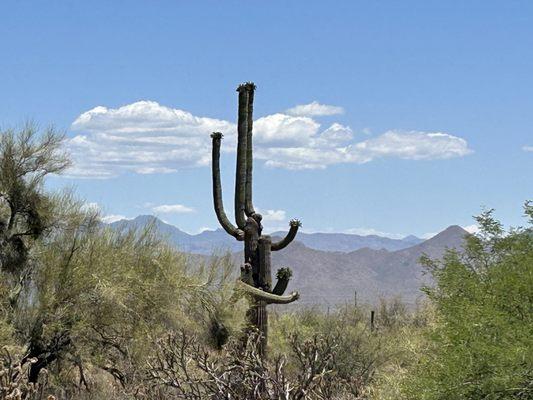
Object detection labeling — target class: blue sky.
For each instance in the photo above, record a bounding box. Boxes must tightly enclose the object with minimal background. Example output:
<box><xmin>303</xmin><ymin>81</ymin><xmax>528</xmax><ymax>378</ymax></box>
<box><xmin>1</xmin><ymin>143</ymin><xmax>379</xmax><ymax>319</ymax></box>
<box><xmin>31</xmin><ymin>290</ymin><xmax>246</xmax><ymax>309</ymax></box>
<box><xmin>1</xmin><ymin>1</ymin><xmax>531</xmax><ymax>238</ymax></box>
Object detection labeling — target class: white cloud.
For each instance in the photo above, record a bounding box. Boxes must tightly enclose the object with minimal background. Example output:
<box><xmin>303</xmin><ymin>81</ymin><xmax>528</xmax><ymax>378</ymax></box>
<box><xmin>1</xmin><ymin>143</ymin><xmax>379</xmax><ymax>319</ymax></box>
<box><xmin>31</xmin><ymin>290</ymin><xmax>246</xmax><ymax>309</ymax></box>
<box><xmin>286</xmin><ymin>101</ymin><xmax>344</xmax><ymax>117</ymax></box>
<box><xmin>257</xmin><ymin>129</ymin><xmax>471</xmax><ymax>170</ymax></box>
<box><xmin>523</xmin><ymin>145</ymin><xmax>533</xmax><ymax>152</ymax></box>
<box><xmin>66</xmin><ymin>101</ymin><xmax>234</xmax><ymax>178</ymax></box>
<box><xmin>318</xmin><ymin>123</ymin><xmax>353</xmax><ymax>144</ymax></box>
<box><xmin>260</xmin><ymin>209</ymin><xmax>287</xmax><ymax>222</ymax></box>
<box><xmin>254</xmin><ymin>114</ymin><xmax>319</xmax><ymax>147</ymax></box>
<box><xmin>462</xmin><ymin>224</ymin><xmax>479</xmax><ymax>234</ymax></box>
<box><xmin>348</xmin><ymin>130</ymin><xmax>473</xmax><ymax>162</ymax></box>
<box><xmin>101</xmin><ymin>214</ymin><xmax>128</xmax><ymax>223</ymax></box>
<box><xmin>66</xmin><ymin>100</ymin><xmax>473</xmax><ymax>177</ymax></box>
<box><xmin>152</xmin><ymin>204</ymin><xmax>195</xmax><ymax>214</ymax></box>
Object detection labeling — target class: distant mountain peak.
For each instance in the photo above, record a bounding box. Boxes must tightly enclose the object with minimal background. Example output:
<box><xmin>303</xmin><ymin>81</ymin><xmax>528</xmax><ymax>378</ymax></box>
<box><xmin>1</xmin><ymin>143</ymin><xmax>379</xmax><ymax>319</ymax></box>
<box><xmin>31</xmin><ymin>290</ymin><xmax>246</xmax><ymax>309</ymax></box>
<box><xmin>411</xmin><ymin>225</ymin><xmax>468</xmax><ymax>255</ymax></box>
<box><xmin>445</xmin><ymin>224</ymin><xmax>468</xmax><ymax>232</ymax></box>
<box><xmin>133</xmin><ymin>214</ymin><xmax>159</xmax><ymax>223</ymax></box>
<box><xmin>403</xmin><ymin>234</ymin><xmax>420</xmax><ymax>241</ymax></box>
<box><xmin>436</xmin><ymin>225</ymin><xmax>468</xmax><ymax>238</ymax></box>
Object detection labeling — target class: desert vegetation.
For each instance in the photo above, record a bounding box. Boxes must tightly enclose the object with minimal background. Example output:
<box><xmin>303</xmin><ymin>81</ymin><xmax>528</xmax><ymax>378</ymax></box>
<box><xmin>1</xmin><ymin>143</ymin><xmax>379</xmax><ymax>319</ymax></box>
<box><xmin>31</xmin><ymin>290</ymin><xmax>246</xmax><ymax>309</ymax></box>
<box><xmin>0</xmin><ymin>125</ymin><xmax>531</xmax><ymax>399</ymax></box>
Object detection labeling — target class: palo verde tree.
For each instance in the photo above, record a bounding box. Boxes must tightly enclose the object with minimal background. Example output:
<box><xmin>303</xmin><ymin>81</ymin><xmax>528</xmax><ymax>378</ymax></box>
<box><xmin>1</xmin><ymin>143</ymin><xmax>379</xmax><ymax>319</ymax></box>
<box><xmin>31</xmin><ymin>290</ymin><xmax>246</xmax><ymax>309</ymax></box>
<box><xmin>211</xmin><ymin>82</ymin><xmax>300</xmax><ymax>353</ymax></box>
<box><xmin>0</xmin><ymin>125</ymin><xmax>70</xmax><ymax>306</ymax></box>
<box><xmin>403</xmin><ymin>204</ymin><xmax>533</xmax><ymax>400</ymax></box>
<box><xmin>0</xmin><ymin>125</ymin><xmax>245</xmax><ymax>391</ymax></box>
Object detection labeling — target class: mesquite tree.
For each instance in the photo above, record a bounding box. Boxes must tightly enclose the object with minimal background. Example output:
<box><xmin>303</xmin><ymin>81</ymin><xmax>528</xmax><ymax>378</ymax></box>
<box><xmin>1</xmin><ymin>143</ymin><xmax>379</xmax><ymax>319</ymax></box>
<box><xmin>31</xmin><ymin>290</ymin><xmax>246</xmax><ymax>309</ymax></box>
<box><xmin>211</xmin><ymin>82</ymin><xmax>300</xmax><ymax>353</ymax></box>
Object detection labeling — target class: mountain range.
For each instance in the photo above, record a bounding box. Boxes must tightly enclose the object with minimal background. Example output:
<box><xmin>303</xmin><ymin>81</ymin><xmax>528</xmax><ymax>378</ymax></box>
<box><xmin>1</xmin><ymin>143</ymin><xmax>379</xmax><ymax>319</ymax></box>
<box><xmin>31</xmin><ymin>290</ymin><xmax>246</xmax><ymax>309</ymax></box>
<box><xmin>267</xmin><ymin>224</ymin><xmax>467</xmax><ymax>306</ymax></box>
<box><xmin>110</xmin><ymin>215</ymin><xmax>424</xmax><ymax>254</ymax></box>
<box><xmin>109</xmin><ymin>216</ymin><xmax>469</xmax><ymax>306</ymax></box>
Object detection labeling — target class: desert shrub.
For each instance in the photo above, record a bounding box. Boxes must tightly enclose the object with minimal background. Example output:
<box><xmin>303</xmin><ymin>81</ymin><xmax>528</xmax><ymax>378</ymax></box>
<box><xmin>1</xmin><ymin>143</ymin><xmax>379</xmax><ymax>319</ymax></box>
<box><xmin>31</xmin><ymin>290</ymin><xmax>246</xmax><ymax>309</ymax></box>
<box><xmin>0</xmin><ymin>346</ymin><xmax>51</xmax><ymax>400</ymax></box>
<box><xmin>366</xmin><ymin>301</ymin><xmax>434</xmax><ymax>400</ymax></box>
<box><xmin>17</xmin><ymin>219</ymin><xmax>247</xmax><ymax>398</ymax></box>
<box><xmin>269</xmin><ymin>304</ymin><xmax>400</xmax><ymax>399</ymax></box>
<box><xmin>403</xmin><ymin>205</ymin><xmax>533</xmax><ymax>400</ymax></box>
<box><xmin>143</xmin><ymin>328</ymin><xmax>356</xmax><ymax>400</ymax></box>
<box><xmin>0</xmin><ymin>126</ymin><xmax>248</xmax><ymax>399</ymax></box>
<box><xmin>376</xmin><ymin>297</ymin><xmax>409</xmax><ymax>329</ymax></box>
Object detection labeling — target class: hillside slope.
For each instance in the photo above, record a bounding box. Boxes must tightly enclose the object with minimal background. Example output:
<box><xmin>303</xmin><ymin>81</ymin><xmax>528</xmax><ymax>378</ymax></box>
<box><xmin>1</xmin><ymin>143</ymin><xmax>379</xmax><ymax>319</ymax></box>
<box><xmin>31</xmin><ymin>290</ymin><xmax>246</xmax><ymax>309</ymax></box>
<box><xmin>110</xmin><ymin>216</ymin><xmax>468</xmax><ymax>305</ymax></box>
<box><xmin>267</xmin><ymin>225</ymin><xmax>468</xmax><ymax>306</ymax></box>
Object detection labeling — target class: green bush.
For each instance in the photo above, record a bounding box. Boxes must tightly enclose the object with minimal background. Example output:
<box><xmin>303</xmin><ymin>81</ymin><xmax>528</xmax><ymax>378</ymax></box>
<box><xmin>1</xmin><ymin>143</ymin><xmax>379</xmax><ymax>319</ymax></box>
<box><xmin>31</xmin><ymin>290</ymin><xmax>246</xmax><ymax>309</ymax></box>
<box><xmin>403</xmin><ymin>204</ymin><xmax>533</xmax><ymax>400</ymax></box>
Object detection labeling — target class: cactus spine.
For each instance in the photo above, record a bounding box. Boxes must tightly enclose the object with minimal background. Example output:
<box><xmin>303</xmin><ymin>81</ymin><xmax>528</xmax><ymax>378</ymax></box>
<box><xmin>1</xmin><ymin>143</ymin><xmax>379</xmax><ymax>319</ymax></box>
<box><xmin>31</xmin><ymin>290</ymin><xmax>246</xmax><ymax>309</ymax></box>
<box><xmin>211</xmin><ymin>82</ymin><xmax>300</xmax><ymax>354</ymax></box>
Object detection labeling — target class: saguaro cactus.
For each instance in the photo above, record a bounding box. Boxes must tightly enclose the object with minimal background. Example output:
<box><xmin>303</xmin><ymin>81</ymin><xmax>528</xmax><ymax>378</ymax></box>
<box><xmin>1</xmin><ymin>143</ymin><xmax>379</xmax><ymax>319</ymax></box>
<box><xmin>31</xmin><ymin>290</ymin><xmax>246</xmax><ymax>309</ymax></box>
<box><xmin>211</xmin><ymin>82</ymin><xmax>300</xmax><ymax>353</ymax></box>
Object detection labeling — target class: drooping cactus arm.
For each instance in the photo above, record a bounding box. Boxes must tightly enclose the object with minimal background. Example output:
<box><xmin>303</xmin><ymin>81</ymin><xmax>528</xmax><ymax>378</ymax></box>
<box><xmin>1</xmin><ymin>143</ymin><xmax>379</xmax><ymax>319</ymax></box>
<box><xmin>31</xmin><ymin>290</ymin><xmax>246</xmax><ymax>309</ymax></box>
<box><xmin>271</xmin><ymin>219</ymin><xmax>301</xmax><ymax>251</ymax></box>
<box><xmin>234</xmin><ymin>84</ymin><xmax>249</xmax><ymax>229</ymax></box>
<box><xmin>236</xmin><ymin>280</ymin><xmax>299</xmax><ymax>304</ymax></box>
<box><xmin>211</xmin><ymin>132</ymin><xmax>244</xmax><ymax>241</ymax></box>
<box><xmin>244</xmin><ymin>83</ymin><xmax>256</xmax><ymax>217</ymax></box>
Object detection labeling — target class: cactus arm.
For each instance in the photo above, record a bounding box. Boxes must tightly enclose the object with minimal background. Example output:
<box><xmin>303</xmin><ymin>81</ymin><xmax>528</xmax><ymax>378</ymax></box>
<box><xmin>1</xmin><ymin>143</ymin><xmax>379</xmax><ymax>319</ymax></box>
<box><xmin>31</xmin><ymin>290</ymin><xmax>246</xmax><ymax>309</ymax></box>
<box><xmin>236</xmin><ymin>280</ymin><xmax>299</xmax><ymax>304</ymax></box>
<box><xmin>234</xmin><ymin>84</ymin><xmax>249</xmax><ymax>229</ymax></box>
<box><xmin>244</xmin><ymin>83</ymin><xmax>256</xmax><ymax>216</ymax></box>
<box><xmin>272</xmin><ymin>279</ymin><xmax>288</xmax><ymax>296</ymax></box>
<box><xmin>211</xmin><ymin>132</ymin><xmax>244</xmax><ymax>241</ymax></box>
<box><xmin>272</xmin><ymin>267</ymin><xmax>292</xmax><ymax>295</ymax></box>
<box><xmin>271</xmin><ymin>219</ymin><xmax>301</xmax><ymax>251</ymax></box>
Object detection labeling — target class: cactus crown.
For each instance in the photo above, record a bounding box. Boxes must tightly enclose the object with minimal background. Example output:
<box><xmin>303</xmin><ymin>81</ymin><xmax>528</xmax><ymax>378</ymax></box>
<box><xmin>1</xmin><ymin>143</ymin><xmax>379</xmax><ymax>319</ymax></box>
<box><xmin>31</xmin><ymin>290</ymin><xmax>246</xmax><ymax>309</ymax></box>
<box><xmin>237</xmin><ymin>82</ymin><xmax>257</xmax><ymax>92</ymax></box>
<box><xmin>211</xmin><ymin>132</ymin><xmax>223</xmax><ymax>140</ymax></box>
<box><xmin>290</xmin><ymin>219</ymin><xmax>302</xmax><ymax>228</ymax></box>
<box><xmin>276</xmin><ymin>267</ymin><xmax>293</xmax><ymax>280</ymax></box>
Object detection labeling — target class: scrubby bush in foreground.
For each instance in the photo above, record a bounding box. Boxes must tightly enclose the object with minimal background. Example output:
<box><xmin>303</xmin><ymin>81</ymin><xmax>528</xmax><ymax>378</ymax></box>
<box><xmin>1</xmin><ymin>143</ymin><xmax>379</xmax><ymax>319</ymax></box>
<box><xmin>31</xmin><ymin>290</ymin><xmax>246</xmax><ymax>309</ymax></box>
<box><xmin>0</xmin><ymin>126</ymin><xmax>246</xmax><ymax>399</ymax></box>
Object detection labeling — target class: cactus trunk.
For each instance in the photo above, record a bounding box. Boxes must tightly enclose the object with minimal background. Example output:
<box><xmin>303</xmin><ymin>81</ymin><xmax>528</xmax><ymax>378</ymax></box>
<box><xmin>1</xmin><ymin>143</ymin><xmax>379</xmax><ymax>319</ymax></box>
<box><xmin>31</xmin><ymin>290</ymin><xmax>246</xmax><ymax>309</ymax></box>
<box><xmin>234</xmin><ymin>86</ymin><xmax>249</xmax><ymax>229</ymax></box>
<box><xmin>245</xmin><ymin>86</ymin><xmax>256</xmax><ymax>217</ymax></box>
<box><xmin>211</xmin><ymin>82</ymin><xmax>301</xmax><ymax>356</ymax></box>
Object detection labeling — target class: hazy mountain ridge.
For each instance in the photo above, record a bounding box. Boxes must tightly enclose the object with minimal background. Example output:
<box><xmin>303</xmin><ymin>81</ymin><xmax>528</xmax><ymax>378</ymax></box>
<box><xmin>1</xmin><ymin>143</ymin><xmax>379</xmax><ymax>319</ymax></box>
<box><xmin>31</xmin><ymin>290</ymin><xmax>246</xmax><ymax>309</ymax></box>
<box><xmin>263</xmin><ymin>225</ymin><xmax>468</xmax><ymax>306</ymax></box>
<box><xmin>271</xmin><ymin>231</ymin><xmax>424</xmax><ymax>252</ymax></box>
<box><xmin>110</xmin><ymin>215</ymin><xmax>424</xmax><ymax>254</ymax></box>
<box><xmin>109</xmin><ymin>216</ymin><xmax>468</xmax><ymax>305</ymax></box>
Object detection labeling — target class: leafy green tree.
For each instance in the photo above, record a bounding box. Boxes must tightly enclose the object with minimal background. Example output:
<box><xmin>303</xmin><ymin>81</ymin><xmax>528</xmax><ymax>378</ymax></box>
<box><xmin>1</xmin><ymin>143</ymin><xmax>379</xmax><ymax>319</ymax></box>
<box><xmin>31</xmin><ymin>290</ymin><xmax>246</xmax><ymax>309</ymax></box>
<box><xmin>404</xmin><ymin>204</ymin><xmax>533</xmax><ymax>400</ymax></box>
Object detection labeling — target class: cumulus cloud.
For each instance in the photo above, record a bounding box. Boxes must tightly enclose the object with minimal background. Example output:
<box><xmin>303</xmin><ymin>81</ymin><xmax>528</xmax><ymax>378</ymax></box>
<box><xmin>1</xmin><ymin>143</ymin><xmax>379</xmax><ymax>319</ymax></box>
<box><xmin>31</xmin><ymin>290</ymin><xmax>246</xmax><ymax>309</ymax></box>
<box><xmin>254</xmin><ymin>114</ymin><xmax>319</xmax><ymax>147</ymax></box>
<box><xmin>152</xmin><ymin>204</ymin><xmax>195</xmax><ymax>214</ymax></box>
<box><xmin>257</xmin><ymin>129</ymin><xmax>471</xmax><ymax>170</ymax></box>
<box><xmin>258</xmin><ymin>209</ymin><xmax>287</xmax><ymax>222</ymax></box>
<box><xmin>348</xmin><ymin>130</ymin><xmax>473</xmax><ymax>161</ymax></box>
<box><xmin>286</xmin><ymin>101</ymin><xmax>344</xmax><ymax>117</ymax></box>
<box><xmin>66</xmin><ymin>101</ymin><xmax>234</xmax><ymax>178</ymax></box>
<box><xmin>315</xmin><ymin>123</ymin><xmax>354</xmax><ymax>146</ymax></box>
<box><xmin>523</xmin><ymin>145</ymin><xmax>533</xmax><ymax>152</ymax></box>
<box><xmin>66</xmin><ymin>100</ymin><xmax>473</xmax><ymax>177</ymax></box>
